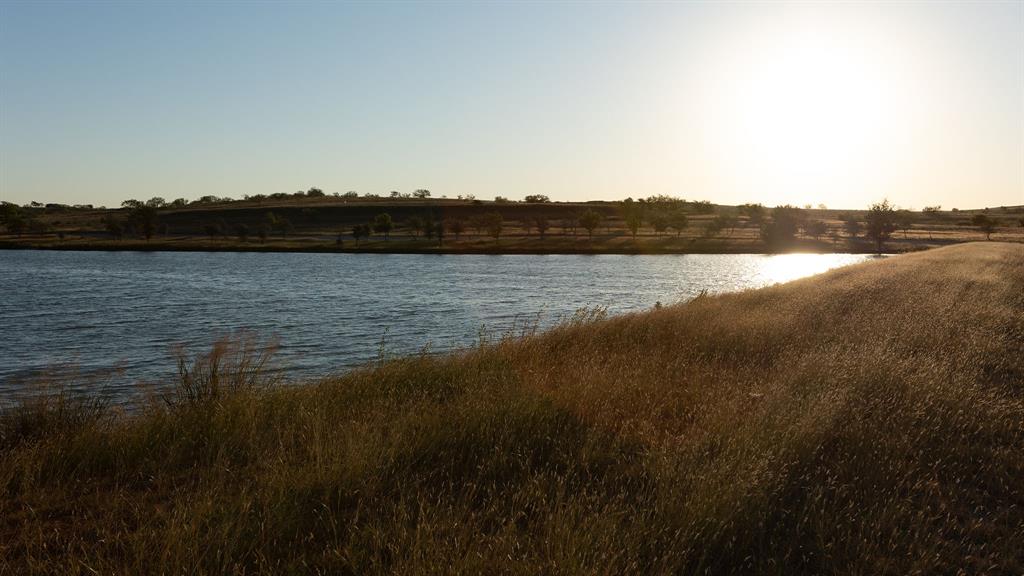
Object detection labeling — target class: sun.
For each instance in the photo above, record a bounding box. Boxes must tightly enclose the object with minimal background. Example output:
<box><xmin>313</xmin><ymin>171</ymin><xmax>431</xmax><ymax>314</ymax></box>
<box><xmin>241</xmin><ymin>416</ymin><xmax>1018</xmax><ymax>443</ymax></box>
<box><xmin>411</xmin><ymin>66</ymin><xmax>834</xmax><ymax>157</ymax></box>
<box><xmin>693</xmin><ymin>6</ymin><xmax>920</xmax><ymax>208</ymax></box>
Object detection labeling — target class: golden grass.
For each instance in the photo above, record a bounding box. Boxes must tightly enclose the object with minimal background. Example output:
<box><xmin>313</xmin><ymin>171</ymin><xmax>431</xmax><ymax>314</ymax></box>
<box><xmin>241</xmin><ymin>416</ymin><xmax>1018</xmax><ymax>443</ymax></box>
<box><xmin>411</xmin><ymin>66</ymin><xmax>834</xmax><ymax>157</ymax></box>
<box><xmin>2</xmin><ymin>242</ymin><xmax>1022</xmax><ymax>574</ymax></box>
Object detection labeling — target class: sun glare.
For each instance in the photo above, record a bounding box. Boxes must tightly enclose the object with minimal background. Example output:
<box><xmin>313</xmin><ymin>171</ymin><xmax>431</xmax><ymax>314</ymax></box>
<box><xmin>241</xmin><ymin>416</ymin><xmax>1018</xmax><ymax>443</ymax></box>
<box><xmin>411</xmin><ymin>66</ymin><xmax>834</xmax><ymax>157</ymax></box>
<box><xmin>695</xmin><ymin>6</ymin><xmax>922</xmax><ymax>208</ymax></box>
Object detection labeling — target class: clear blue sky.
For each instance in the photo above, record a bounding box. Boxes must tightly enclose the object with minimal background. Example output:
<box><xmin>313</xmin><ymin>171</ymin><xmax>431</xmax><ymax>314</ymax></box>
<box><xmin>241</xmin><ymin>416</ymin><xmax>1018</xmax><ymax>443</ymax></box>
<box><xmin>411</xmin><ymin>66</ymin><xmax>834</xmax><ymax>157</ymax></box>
<box><xmin>1</xmin><ymin>1</ymin><xmax>1021</xmax><ymax>209</ymax></box>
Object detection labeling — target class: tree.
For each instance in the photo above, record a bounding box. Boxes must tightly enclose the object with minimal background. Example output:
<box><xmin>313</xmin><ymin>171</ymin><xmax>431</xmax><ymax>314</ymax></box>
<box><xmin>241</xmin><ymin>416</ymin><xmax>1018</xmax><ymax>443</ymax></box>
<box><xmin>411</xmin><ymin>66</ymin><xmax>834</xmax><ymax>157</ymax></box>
<box><xmin>579</xmin><ymin>209</ymin><xmax>603</xmax><ymax>239</ymax></box>
<box><xmin>482</xmin><ymin>211</ymin><xmax>503</xmax><ymax>242</ymax></box>
<box><xmin>534</xmin><ymin>217</ymin><xmax>550</xmax><ymax>239</ymax></box>
<box><xmin>703</xmin><ymin>218</ymin><xmax>724</xmax><ymax>238</ymax></box>
<box><xmin>803</xmin><ymin>220</ymin><xmax>827</xmax><ymax>240</ymax></box>
<box><xmin>275</xmin><ymin>217</ymin><xmax>293</xmax><ymax>238</ymax></box>
<box><xmin>413</xmin><ymin>189</ymin><xmax>431</xmax><ymax>199</ymax></box>
<box><xmin>865</xmin><ymin>200</ymin><xmax>897</xmax><ymax>253</ymax></box>
<box><xmin>624</xmin><ymin>212</ymin><xmax>642</xmax><ymax>239</ymax></box>
<box><xmin>2</xmin><ymin>203</ymin><xmax>27</xmax><ymax>236</ymax></box>
<box><xmin>739</xmin><ymin>203</ymin><xmax>765</xmax><ymax>227</ymax></box>
<box><xmin>435</xmin><ymin>220</ymin><xmax>445</xmax><ymax>246</ymax></box>
<box><xmin>760</xmin><ymin>205</ymin><xmax>804</xmax><ymax>248</ymax></box>
<box><xmin>715</xmin><ymin>214</ymin><xmax>738</xmax><ymax>236</ymax></box>
<box><xmin>145</xmin><ymin>197</ymin><xmax>166</xmax><ymax>208</ymax></box>
<box><xmin>842</xmin><ymin>216</ymin><xmax>862</xmax><ymax>239</ymax></box>
<box><xmin>104</xmin><ymin>217</ymin><xmax>124</xmax><ymax>240</ymax></box>
<box><xmin>352</xmin><ymin>224</ymin><xmax>371</xmax><ymax>246</ymax></box>
<box><xmin>405</xmin><ymin>216</ymin><xmax>425</xmax><ymax>238</ymax></box>
<box><xmin>561</xmin><ymin>217</ymin><xmax>577</xmax><ymax>236</ymax></box>
<box><xmin>128</xmin><ymin>205</ymin><xmax>158</xmax><ymax>240</ymax></box>
<box><xmin>669</xmin><ymin>211</ymin><xmax>689</xmax><ymax>237</ymax></box>
<box><xmin>520</xmin><ymin>218</ymin><xmax>534</xmax><ymax>236</ymax></box>
<box><xmin>895</xmin><ymin>210</ymin><xmax>915</xmax><ymax>238</ymax></box>
<box><xmin>6</xmin><ymin>212</ymin><xmax>28</xmax><ymax>237</ymax></box>
<box><xmin>650</xmin><ymin>213</ymin><xmax>669</xmax><ymax>235</ymax></box>
<box><xmin>448</xmin><ymin>219</ymin><xmax>466</xmax><ymax>240</ymax></box>
<box><xmin>306</xmin><ymin>187</ymin><xmax>325</xmax><ymax>197</ymax></box>
<box><xmin>468</xmin><ymin>214</ymin><xmax>487</xmax><ymax>237</ymax></box>
<box><xmin>524</xmin><ymin>194</ymin><xmax>550</xmax><ymax>203</ymax></box>
<box><xmin>121</xmin><ymin>199</ymin><xmax>143</xmax><ymax>209</ymax></box>
<box><xmin>971</xmin><ymin>214</ymin><xmax>997</xmax><ymax>240</ymax></box>
<box><xmin>235</xmin><ymin>223</ymin><xmax>250</xmax><ymax>242</ymax></box>
<box><xmin>203</xmin><ymin>222</ymin><xmax>222</xmax><ymax>240</ymax></box>
<box><xmin>373</xmin><ymin>213</ymin><xmax>393</xmax><ymax>240</ymax></box>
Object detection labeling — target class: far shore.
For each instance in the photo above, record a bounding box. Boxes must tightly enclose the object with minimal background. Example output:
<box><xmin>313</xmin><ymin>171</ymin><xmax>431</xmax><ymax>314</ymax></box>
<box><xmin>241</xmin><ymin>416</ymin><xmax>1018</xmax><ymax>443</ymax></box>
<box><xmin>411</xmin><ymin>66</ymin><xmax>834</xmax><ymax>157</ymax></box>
<box><xmin>0</xmin><ymin>234</ymin><xmax>983</xmax><ymax>256</ymax></box>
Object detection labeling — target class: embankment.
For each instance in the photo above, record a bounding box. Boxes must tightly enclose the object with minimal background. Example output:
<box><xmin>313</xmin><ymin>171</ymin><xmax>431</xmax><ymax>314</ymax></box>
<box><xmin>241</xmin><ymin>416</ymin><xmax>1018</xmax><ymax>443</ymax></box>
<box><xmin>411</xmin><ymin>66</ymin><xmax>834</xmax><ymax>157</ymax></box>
<box><xmin>2</xmin><ymin>242</ymin><xmax>1022</xmax><ymax>574</ymax></box>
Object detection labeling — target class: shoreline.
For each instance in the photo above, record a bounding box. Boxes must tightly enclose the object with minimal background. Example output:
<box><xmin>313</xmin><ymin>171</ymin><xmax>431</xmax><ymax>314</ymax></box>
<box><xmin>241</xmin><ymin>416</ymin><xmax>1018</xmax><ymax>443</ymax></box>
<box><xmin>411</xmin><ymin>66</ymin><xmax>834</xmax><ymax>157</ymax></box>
<box><xmin>0</xmin><ymin>238</ymin><xmax>935</xmax><ymax>255</ymax></box>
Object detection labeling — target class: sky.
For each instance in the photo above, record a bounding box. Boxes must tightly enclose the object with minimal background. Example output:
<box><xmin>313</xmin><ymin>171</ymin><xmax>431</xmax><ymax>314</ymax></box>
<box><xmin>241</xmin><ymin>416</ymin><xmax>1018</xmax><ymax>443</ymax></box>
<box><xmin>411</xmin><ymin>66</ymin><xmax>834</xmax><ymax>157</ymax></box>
<box><xmin>1</xmin><ymin>1</ymin><xmax>1021</xmax><ymax>210</ymax></box>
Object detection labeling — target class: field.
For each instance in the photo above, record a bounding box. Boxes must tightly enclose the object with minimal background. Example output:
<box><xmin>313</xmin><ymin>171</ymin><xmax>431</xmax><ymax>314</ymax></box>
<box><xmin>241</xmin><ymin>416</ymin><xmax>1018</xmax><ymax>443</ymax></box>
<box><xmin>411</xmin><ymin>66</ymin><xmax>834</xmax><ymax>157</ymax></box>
<box><xmin>2</xmin><ymin>198</ymin><xmax>1023</xmax><ymax>254</ymax></box>
<box><xmin>2</xmin><ymin>242</ymin><xmax>1023</xmax><ymax>574</ymax></box>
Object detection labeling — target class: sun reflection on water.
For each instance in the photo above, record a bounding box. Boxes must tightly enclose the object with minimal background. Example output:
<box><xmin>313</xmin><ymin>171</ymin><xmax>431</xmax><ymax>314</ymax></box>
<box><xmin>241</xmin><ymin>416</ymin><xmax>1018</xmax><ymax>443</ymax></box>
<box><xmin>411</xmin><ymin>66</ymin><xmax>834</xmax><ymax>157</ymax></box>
<box><xmin>755</xmin><ymin>253</ymin><xmax>877</xmax><ymax>287</ymax></box>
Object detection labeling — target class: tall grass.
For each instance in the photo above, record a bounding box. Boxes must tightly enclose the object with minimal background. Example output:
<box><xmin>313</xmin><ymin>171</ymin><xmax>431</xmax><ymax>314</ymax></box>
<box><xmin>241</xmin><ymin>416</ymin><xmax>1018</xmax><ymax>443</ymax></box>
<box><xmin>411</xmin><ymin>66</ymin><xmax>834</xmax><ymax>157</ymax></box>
<box><xmin>1</xmin><ymin>242</ymin><xmax>1022</xmax><ymax>575</ymax></box>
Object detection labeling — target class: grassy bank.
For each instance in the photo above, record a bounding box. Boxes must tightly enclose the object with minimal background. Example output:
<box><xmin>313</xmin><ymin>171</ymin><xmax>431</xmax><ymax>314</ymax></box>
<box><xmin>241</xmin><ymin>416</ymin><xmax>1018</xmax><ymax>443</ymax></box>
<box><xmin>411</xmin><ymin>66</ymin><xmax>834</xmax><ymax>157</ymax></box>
<box><xmin>2</xmin><ymin>242</ymin><xmax>1023</xmax><ymax>574</ymax></box>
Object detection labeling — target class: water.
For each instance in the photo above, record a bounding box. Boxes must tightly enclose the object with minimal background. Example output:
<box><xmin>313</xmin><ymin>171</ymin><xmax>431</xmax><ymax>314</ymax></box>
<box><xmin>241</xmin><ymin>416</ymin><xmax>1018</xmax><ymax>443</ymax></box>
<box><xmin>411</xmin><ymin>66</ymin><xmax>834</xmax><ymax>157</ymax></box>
<box><xmin>0</xmin><ymin>250</ymin><xmax>874</xmax><ymax>400</ymax></box>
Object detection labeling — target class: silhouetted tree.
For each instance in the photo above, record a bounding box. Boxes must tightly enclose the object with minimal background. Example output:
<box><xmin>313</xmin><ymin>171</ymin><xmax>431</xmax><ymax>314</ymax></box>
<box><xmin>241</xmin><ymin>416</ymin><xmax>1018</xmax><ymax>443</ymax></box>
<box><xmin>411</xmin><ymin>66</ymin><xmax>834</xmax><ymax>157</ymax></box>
<box><xmin>669</xmin><ymin>211</ymin><xmax>689</xmax><ymax>237</ymax></box>
<box><xmin>865</xmin><ymin>200</ymin><xmax>897</xmax><ymax>253</ymax></box>
<box><xmin>413</xmin><ymin>189</ymin><xmax>431</xmax><ymax>199</ymax></box>
<box><xmin>482</xmin><ymin>211</ymin><xmax>503</xmax><ymax>242</ymax></box>
<box><xmin>624</xmin><ymin>212</ymin><xmax>642</xmax><ymax>239</ymax></box>
<box><xmin>739</xmin><ymin>203</ymin><xmax>765</xmax><ymax>227</ymax></box>
<box><xmin>895</xmin><ymin>210</ymin><xmax>915</xmax><ymax>238</ymax></box>
<box><xmin>842</xmin><ymin>216</ymin><xmax>862</xmax><ymax>239</ymax></box>
<box><xmin>204</xmin><ymin>222</ymin><xmax>222</xmax><ymax>240</ymax></box>
<box><xmin>804</xmin><ymin>220</ymin><xmax>827</xmax><ymax>240</ymax></box>
<box><xmin>448</xmin><ymin>219</ymin><xmax>466</xmax><ymax>240</ymax></box>
<box><xmin>128</xmin><ymin>205</ymin><xmax>158</xmax><ymax>240</ymax></box>
<box><xmin>534</xmin><ymin>217</ymin><xmax>550</xmax><ymax>239</ymax></box>
<box><xmin>275</xmin><ymin>217</ymin><xmax>293</xmax><ymax>238</ymax></box>
<box><xmin>104</xmin><ymin>217</ymin><xmax>123</xmax><ymax>240</ymax></box>
<box><xmin>306</xmin><ymin>187</ymin><xmax>325</xmax><ymax>197</ymax></box>
<box><xmin>561</xmin><ymin>217</ymin><xmax>578</xmax><ymax>236</ymax></box>
<box><xmin>6</xmin><ymin>213</ymin><xmax>28</xmax><ymax>237</ymax></box>
<box><xmin>520</xmin><ymin>218</ymin><xmax>534</xmax><ymax>236</ymax></box>
<box><xmin>145</xmin><ymin>197</ymin><xmax>166</xmax><ymax>208</ymax></box>
<box><xmin>971</xmin><ymin>214</ymin><xmax>997</xmax><ymax>240</ymax></box>
<box><xmin>760</xmin><ymin>205</ymin><xmax>804</xmax><ymax>248</ymax></box>
<box><xmin>352</xmin><ymin>224</ymin><xmax>371</xmax><ymax>246</ymax></box>
<box><xmin>405</xmin><ymin>216</ymin><xmax>425</xmax><ymax>238</ymax></box>
<box><xmin>373</xmin><ymin>213</ymin><xmax>393</xmax><ymax>240</ymax></box>
<box><xmin>715</xmin><ymin>214</ymin><xmax>738</xmax><ymax>236</ymax></box>
<box><xmin>524</xmin><ymin>194</ymin><xmax>550</xmax><ymax>203</ymax></box>
<box><xmin>121</xmin><ymin>199</ymin><xmax>143</xmax><ymax>209</ymax></box>
<box><xmin>579</xmin><ymin>209</ymin><xmax>603</xmax><ymax>240</ymax></box>
<box><xmin>650</xmin><ymin>213</ymin><xmax>669</xmax><ymax>235</ymax></box>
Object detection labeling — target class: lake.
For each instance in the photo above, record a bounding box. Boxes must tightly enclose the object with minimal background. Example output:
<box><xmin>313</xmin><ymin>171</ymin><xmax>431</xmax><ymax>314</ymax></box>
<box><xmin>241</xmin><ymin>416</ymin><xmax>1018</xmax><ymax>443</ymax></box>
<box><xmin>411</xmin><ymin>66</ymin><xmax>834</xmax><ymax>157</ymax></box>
<box><xmin>0</xmin><ymin>250</ymin><xmax>876</xmax><ymax>400</ymax></box>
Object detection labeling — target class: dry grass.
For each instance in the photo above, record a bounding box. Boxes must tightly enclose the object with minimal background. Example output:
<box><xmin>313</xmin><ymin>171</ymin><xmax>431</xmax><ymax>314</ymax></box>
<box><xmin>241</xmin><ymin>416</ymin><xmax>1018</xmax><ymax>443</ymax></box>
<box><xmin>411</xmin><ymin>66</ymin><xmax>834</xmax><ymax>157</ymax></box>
<box><xmin>2</xmin><ymin>242</ymin><xmax>1022</xmax><ymax>575</ymax></box>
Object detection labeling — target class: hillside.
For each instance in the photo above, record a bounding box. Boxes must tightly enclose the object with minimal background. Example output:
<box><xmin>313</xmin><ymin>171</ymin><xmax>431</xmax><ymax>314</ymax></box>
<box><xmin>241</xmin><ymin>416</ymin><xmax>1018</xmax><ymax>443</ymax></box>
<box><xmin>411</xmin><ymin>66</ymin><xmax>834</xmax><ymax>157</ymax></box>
<box><xmin>2</xmin><ymin>242</ymin><xmax>1022</xmax><ymax>574</ymax></box>
<box><xmin>3</xmin><ymin>196</ymin><xmax>1023</xmax><ymax>254</ymax></box>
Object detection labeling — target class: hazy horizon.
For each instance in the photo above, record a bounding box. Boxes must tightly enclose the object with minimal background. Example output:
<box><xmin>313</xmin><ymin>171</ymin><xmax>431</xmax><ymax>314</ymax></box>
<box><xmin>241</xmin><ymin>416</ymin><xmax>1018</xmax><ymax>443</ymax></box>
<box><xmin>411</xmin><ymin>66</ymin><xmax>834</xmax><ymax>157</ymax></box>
<box><xmin>1</xmin><ymin>1</ymin><xmax>1021</xmax><ymax>210</ymax></box>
